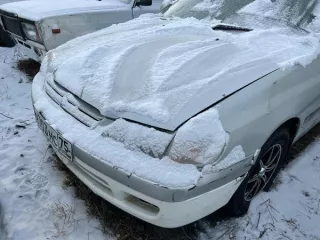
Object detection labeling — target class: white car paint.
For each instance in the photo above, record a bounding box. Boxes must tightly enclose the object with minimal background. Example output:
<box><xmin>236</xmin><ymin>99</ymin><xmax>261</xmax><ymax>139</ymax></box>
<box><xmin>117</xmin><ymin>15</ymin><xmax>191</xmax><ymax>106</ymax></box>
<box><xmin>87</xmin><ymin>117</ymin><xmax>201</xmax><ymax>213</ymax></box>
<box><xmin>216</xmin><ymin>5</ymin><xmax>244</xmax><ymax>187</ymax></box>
<box><xmin>0</xmin><ymin>0</ymin><xmax>162</xmax><ymax>61</ymax></box>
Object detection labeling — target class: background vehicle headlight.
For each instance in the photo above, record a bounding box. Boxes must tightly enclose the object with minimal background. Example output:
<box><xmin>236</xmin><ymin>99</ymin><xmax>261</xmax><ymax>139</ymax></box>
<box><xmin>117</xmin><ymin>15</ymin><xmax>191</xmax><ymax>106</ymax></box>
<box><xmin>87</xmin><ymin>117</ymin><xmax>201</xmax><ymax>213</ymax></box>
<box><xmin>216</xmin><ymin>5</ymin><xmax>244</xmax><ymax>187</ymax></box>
<box><xmin>21</xmin><ymin>22</ymin><xmax>42</xmax><ymax>42</ymax></box>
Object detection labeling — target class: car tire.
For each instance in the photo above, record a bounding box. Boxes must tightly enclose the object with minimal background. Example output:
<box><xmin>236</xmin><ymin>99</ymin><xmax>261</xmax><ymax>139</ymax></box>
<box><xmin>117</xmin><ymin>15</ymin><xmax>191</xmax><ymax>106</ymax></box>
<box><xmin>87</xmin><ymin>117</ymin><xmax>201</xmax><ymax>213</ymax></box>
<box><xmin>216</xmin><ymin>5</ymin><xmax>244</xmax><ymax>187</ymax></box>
<box><xmin>225</xmin><ymin>127</ymin><xmax>291</xmax><ymax>217</ymax></box>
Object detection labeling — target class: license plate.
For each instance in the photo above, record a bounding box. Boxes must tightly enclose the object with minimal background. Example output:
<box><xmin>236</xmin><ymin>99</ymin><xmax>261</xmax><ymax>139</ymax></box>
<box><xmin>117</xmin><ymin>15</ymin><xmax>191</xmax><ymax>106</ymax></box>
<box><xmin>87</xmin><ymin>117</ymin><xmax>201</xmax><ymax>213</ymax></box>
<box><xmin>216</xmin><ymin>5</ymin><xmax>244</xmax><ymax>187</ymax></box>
<box><xmin>35</xmin><ymin>111</ymin><xmax>73</xmax><ymax>161</ymax></box>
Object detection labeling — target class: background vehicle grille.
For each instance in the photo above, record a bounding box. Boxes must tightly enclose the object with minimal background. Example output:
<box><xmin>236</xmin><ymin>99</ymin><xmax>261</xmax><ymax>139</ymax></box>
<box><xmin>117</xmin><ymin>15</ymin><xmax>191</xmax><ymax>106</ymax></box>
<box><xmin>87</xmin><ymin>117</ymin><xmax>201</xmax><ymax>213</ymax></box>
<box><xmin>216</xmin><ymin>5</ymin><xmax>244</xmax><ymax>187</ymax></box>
<box><xmin>44</xmin><ymin>79</ymin><xmax>104</xmax><ymax>127</ymax></box>
<box><xmin>1</xmin><ymin>15</ymin><xmax>22</xmax><ymax>37</ymax></box>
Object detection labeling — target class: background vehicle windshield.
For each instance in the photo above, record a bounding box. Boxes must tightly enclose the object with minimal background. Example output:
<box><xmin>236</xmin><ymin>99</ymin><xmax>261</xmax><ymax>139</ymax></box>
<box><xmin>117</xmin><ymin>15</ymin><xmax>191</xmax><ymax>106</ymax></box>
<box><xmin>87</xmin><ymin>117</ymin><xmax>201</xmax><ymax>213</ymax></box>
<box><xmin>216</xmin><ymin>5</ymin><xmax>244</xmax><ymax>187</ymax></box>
<box><xmin>162</xmin><ymin>0</ymin><xmax>254</xmax><ymax>21</ymax></box>
<box><xmin>163</xmin><ymin>0</ymin><xmax>317</xmax><ymax>28</ymax></box>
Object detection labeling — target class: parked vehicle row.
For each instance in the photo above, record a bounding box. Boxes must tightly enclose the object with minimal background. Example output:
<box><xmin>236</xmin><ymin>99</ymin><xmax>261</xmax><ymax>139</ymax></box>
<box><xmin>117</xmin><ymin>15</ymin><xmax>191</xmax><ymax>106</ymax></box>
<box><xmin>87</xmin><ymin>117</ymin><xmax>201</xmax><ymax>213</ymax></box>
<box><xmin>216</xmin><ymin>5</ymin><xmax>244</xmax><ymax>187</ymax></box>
<box><xmin>2</xmin><ymin>0</ymin><xmax>320</xmax><ymax>228</ymax></box>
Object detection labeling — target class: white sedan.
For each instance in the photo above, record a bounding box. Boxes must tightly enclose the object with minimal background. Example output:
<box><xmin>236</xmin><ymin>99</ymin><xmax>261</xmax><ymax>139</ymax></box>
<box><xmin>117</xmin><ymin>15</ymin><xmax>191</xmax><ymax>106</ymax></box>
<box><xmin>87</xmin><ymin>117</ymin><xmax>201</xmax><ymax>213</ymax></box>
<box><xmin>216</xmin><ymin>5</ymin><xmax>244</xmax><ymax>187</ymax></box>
<box><xmin>32</xmin><ymin>0</ymin><xmax>320</xmax><ymax>228</ymax></box>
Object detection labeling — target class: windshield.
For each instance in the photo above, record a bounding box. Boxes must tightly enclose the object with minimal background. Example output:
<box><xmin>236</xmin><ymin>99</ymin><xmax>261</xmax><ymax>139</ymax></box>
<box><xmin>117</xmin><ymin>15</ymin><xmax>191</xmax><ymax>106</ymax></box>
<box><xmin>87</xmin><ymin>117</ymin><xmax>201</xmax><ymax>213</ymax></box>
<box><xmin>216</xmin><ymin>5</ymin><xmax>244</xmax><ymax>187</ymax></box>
<box><xmin>163</xmin><ymin>0</ymin><xmax>317</xmax><ymax>28</ymax></box>
<box><xmin>163</xmin><ymin>0</ymin><xmax>254</xmax><ymax>21</ymax></box>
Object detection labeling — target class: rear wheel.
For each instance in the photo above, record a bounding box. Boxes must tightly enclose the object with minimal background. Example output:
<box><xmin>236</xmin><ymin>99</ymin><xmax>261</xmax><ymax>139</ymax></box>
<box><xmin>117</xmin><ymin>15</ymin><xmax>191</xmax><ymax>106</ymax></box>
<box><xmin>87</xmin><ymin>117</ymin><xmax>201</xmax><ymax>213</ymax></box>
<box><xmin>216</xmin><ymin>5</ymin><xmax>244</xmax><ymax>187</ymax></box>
<box><xmin>226</xmin><ymin>128</ymin><xmax>290</xmax><ymax>216</ymax></box>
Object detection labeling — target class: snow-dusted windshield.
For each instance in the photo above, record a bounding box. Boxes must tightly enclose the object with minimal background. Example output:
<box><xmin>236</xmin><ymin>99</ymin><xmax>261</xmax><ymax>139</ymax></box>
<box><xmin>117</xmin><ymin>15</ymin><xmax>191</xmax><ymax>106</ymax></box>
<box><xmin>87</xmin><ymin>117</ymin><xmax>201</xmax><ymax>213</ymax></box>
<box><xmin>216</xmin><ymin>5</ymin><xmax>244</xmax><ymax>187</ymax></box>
<box><xmin>162</xmin><ymin>0</ymin><xmax>255</xmax><ymax>21</ymax></box>
<box><xmin>163</xmin><ymin>0</ymin><xmax>317</xmax><ymax>28</ymax></box>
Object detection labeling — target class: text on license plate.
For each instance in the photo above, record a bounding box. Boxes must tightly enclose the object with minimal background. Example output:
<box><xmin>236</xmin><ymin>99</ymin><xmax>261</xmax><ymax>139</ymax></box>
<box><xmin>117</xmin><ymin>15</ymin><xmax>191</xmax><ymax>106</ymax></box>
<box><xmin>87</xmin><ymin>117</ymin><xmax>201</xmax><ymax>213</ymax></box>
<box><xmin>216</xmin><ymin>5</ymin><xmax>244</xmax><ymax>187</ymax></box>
<box><xmin>35</xmin><ymin>112</ymin><xmax>73</xmax><ymax>160</ymax></box>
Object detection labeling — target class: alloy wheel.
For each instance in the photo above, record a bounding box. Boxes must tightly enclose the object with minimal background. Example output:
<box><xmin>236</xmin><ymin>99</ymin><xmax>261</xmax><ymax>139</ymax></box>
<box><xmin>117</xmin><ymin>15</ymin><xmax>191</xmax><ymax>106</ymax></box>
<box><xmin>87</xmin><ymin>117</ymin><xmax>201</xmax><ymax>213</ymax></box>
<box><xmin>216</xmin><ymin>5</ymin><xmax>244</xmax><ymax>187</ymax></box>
<box><xmin>244</xmin><ymin>144</ymin><xmax>282</xmax><ymax>202</ymax></box>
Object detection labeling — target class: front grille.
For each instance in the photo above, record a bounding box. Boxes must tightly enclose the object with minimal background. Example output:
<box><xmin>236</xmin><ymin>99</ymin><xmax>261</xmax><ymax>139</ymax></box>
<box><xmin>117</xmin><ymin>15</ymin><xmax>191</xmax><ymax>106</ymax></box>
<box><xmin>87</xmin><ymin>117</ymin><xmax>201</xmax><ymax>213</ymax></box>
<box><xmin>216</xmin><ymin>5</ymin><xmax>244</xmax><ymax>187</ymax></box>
<box><xmin>44</xmin><ymin>79</ymin><xmax>104</xmax><ymax>127</ymax></box>
<box><xmin>1</xmin><ymin>15</ymin><xmax>22</xmax><ymax>37</ymax></box>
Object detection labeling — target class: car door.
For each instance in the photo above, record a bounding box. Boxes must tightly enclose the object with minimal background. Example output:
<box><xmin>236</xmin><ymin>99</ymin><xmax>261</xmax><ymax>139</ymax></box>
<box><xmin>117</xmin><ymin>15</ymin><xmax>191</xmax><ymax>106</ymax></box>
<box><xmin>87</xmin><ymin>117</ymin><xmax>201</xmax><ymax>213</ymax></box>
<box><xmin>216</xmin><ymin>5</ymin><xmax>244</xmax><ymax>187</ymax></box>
<box><xmin>295</xmin><ymin>57</ymin><xmax>320</xmax><ymax>136</ymax></box>
<box><xmin>132</xmin><ymin>0</ymin><xmax>162</xmax><ymax>18</ymax></box>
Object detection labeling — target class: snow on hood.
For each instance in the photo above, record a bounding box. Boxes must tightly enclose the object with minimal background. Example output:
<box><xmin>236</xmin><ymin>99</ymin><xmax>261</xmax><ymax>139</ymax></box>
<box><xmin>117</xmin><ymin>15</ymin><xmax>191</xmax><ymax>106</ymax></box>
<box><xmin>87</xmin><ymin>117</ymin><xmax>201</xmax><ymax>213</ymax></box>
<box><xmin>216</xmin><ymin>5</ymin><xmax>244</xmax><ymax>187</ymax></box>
<box><xmin>0</xmin><ymin>0</ymin><xmax>128</xmax><ymax>21</ymax></box>
<box><xmin>43</xmin><ymin>14</ymin><xmax>320</xmax><ymax>130</ymax></box>
<box><xmin>102</xmin><ymin>118</ymin><xmax>174</xmax><ymax>158</ymax></box>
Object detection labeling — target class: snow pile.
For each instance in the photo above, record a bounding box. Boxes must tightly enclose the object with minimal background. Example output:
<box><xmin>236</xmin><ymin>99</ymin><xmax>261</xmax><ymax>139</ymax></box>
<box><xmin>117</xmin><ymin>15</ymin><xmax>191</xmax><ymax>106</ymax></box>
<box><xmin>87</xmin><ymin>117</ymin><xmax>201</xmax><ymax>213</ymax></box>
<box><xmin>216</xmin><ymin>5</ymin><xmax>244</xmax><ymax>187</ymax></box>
<box><xmin>168</xmin><ymin>108</ymin><xmax>228</xmax><ymax>166</ymax></box>
<box><xmin>102</xmin><ymin>118</ymin><xmax>173</xmax><ymax>158</ymax></box>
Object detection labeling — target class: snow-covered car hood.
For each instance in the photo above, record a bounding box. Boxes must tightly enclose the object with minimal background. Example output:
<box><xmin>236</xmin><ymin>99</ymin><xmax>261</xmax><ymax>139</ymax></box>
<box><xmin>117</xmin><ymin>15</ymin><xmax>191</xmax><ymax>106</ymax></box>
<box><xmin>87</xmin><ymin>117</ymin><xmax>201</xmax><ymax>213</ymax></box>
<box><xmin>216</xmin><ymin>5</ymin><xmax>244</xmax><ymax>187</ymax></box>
<box><xmin>0</xmin><ymin>0</ymin><xmax>128</xmax><ymax>21</ymax></box>
<box><xmin>43</xmin><ymin>14</ymin><xmax>320</xmax><ymax>131</ymax></box>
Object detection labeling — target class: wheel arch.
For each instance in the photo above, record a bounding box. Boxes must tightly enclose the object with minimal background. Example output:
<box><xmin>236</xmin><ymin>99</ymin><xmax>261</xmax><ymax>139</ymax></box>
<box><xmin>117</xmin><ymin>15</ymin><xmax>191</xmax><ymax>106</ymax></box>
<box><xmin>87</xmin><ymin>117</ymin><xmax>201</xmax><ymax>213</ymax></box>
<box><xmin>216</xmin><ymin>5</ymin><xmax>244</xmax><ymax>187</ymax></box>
<box><xmin>270</xmin><ymin>117</ymin><xmax>300</xmax><ymax>146</ymax></box>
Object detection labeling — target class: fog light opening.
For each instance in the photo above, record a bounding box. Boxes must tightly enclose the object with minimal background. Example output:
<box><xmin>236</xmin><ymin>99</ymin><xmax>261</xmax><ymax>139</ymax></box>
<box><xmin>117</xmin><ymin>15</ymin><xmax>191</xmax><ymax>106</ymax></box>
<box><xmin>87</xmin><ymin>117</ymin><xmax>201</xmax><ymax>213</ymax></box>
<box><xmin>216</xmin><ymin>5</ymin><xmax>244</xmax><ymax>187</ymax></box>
<box><xmin>126</xmin><ymin>195</ymin><xmax>160</xmax><ymax>215</ymax></box>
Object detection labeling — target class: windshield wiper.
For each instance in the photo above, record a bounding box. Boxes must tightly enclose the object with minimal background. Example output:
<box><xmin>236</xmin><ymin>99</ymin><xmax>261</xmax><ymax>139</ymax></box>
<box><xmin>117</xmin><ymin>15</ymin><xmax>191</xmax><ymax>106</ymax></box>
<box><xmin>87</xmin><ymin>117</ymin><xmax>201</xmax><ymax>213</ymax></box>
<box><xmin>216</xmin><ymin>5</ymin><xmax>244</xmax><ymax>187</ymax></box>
<box><xmin>212</xmin><ymin>24</ymin><xmax>252</xmax><ymax>32</ymax></box>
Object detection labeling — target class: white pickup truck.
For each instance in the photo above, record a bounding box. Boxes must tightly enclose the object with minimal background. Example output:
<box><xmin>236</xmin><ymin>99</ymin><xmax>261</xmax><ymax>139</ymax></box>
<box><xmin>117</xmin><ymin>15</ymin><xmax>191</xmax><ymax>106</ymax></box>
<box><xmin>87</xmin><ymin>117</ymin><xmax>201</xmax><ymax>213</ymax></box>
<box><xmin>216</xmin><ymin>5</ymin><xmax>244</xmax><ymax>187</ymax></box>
<box><xmin>0</xmin><ymin>0</ymin><xmax>161</xmax><ymax>61</ymax></box>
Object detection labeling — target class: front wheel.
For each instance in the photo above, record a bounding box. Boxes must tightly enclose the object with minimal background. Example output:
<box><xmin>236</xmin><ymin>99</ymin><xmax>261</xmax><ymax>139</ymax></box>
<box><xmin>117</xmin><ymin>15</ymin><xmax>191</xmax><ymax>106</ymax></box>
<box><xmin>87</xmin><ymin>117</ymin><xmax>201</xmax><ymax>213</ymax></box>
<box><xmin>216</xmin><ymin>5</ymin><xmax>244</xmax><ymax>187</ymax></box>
<box><xmin>226</xmin><ymin>128</ymin><xmax>290</xmax><ymax>216</ymax></box>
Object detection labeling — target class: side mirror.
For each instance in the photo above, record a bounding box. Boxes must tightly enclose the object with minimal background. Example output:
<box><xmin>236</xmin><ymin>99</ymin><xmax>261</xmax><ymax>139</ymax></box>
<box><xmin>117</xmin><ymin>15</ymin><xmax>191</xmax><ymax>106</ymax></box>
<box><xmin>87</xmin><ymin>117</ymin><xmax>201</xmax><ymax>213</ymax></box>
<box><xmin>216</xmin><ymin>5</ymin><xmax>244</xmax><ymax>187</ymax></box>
<box><xmin>136</xmin><ymin>0</ymin><xmax>152</xmax><ymax>6</ymax></box>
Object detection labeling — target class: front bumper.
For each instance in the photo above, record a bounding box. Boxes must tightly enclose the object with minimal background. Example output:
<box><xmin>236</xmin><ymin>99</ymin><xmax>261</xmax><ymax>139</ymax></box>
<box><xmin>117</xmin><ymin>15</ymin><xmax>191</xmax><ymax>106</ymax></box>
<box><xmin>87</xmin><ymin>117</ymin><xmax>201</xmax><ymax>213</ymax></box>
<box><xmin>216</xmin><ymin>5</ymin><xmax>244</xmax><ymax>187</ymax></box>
<box><xmin>32</xmin><ymin>72</ymin><xmax>250</xmax><ymax>227</ymax></box>
<box><xmin>14</xmin><ymin>37</ymin><xmax>46</xmax><ymax>62</ymax></box>
<box><xmin>54</xmin><ymin>147</ymin><xmax>243</xmax><ymax>228</ymax></box>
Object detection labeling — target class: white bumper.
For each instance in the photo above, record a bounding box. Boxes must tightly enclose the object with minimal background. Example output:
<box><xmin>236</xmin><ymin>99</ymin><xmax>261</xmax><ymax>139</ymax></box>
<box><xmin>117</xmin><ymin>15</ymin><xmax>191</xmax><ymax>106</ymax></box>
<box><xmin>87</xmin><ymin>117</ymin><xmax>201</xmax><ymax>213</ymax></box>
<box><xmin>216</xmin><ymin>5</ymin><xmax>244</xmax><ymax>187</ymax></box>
<box><xmin>14</xmin><ymin>38</ymin><xmax>46</xmax><ymax>62</ymax></box>
<box><xmin>55</xmin><ymin>148</ymin><xmax>243</xmax><ymax>228</ymax></box>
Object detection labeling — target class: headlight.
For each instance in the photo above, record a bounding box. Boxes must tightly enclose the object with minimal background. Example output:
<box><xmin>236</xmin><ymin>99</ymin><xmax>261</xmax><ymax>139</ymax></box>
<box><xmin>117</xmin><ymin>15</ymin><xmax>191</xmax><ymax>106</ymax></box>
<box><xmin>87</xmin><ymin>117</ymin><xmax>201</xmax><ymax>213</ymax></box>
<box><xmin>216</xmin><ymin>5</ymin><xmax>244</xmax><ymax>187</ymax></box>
<box><xmin>21</xmin><ymin>22</ymin><xmax>42</xmax><ymax>42</ymax></box>
<box><xmin>167</xmin><ymin>108</ymin><xmax>228</xmax><ymax>166</ymax></box>
<box><xmin>102</xmin><ymin>108</ymin><xmax>228</xmax><ymax>166</ymax></box>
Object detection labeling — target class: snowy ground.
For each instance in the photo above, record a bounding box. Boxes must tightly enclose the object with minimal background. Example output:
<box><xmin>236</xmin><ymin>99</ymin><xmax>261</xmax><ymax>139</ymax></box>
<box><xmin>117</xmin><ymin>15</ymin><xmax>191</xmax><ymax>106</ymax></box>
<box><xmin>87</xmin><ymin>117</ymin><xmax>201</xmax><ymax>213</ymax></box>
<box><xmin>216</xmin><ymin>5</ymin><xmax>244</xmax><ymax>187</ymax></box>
<box><xmin>0</xmin><ymin>48</ymin><xmax>105</xmax><ymax>240</ymax></box>
<box><xmin>1</xmin><ymin>47</ymin><xmax>320</xmax><ymax>240</ymax></box>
